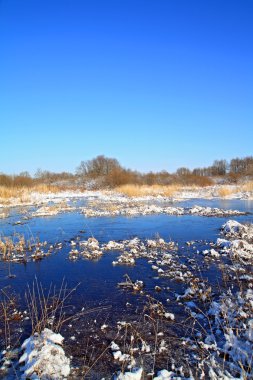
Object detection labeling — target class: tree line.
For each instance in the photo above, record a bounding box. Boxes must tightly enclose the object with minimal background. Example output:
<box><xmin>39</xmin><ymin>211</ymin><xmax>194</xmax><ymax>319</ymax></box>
<box><xmin>1</xmin><ymin>155</ymin><xmax>252</xmax><ymax>188</ymax></box>
<box><xmin>190</xmin><ymin>157</ymin><xmax>253</xmax><ymax>177</ymax></box>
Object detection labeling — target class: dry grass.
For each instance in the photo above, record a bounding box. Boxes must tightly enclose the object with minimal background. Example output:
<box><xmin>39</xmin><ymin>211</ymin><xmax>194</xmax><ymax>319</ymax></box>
<box><xmin>0</xmin><ymin>187</ymin><xmax>30</xmax><ymax>205</ymax></box>
<box><xmin>217</xmin><ymin>186</ymin><xmax>235</xmax><ymax>197</ymax></box>
<box><xmin>33</xmin><ymin>184</ymin><xmax>59</xmax><ymax>193</ymax></box>
<box><xmin>25</xmin><ymin>278</ymin><xmax>79</xmax><ymax>334</ymax></box>
<box><xmin>217</xmin><ymin>182</ymin><xmax>253</xmax><ymax>197</ymax></box>
<box><xmin>116</xmin><ymin>184</ymin><xmax>181</xmax><ymax>197</ymax></box>
<box><xmin>117</xmin><ymin>182</ymin><xmax>253</xmax><ymax>199</ymax></box>
<box><xmin>0</xmin><ymin>187</ymin><xmax>21</xmax><ymax>199</ymax></box>
<box><xmin>243</xmin><ymin>180</ymin><xmax>253</xmax><ymax>192</ymax></box>
<box><xmin>0</xmin><ymin>184</ymin><xmax>59</xmax><ymax>204</ymax></box>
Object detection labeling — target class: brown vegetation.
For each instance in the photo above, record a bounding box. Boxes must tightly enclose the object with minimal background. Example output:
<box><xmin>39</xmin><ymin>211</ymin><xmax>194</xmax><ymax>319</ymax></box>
<box><xmin>0</xmin><ymin>185</ymin><xmax>58</xmax><ymax>205</ymax></box>
<box><xmin>192</xmin><ymin>156</ymin><xmax>253</xmax><ymax>179</ymax></box>
<box><xmin>217</xmin><ymin>186</ymin><xmax>235</xmax><ymax>197</ymax></box>
<box><xmin>243</xmin><ymin>180</ymin><xmax>253</xmax><ymax>192</ymax></box>
<box><xmin>116</xmin><ymin>184</ymin><xmax>180</xmax><ymax>197</ymax></box>
<box><xmin>0</xmin><ymin>173</ymin><xmax>33</xmax><ymax>187</ymax></box>
<box><xmin>76</xmin><ymin>155</ymin><xmax>215</xmax><ymax>188</ymax></box>
<box><xmin>0</xmin><ymin>155</ymin><xmax>252</xmax><ymax>195</ymax></box>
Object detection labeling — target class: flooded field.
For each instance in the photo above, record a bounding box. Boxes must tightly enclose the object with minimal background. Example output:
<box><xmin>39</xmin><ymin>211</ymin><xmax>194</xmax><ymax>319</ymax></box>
<box><xmin>0</xmin><ymin>196</ymin><xmax>253</xmax><ymax>379</ymax></box>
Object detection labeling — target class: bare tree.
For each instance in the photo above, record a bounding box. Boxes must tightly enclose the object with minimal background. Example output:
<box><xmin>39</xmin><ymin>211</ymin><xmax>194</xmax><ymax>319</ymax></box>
<box><xmin>176</xmin><ymin>167</ymin><xmax>191</xmax><ymax>176</ymax></box>
<box><xmin>76</xmin><ymin>155</ymin><xmax>121</xmax><ymax>178</ymax></box>
<box><xmin>211</xmin><ymin>160</ymin><xmax>228</xmax><ymax>175</ymax></box>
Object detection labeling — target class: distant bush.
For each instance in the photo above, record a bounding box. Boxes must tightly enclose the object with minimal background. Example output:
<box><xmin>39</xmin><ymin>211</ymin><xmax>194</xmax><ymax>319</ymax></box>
<box><xmin>13</xmin><ymin>175</ymin><xmax>33</xmax><ymax>187</ymax></box>
<box><xmin>189</xmin><ymin>175</ymin><xmax>213</xmax><ymax>186</ymax></box>
<box><xmin>0</xmin><ymin>173</ymin><xmax>33</xmax><ymax>187</ymax></box>
<box><xmin>1</xmin><ymin>154</ymin><xmax>252</xmax><ymax>191</ymax></box>
<box><xmin>176</xmin><ymin>174</ymin><xmax>213</xmax><ymax>187</ymax></box>
<box><xmin>0</xmin><ymin>174</ymin><xmax>13</xmax><ymax>187</ymax></box>
<box><xmin>226</xmin><ymin>172</ymin><xmax>241</xmax><ymax>184</ymax></box>
<box><xmin>75</xmin><ymin>156</ymin><xmax>215</xmax><ymax>189</ymax></box>
<box><xmin>105</xmin><ymin>168</ymin><xmax>141</xmax><ymax>187</ymax></box>
<box><xmin>141</xmin><ymin>171</ymin><xmax>174</xmax><ymax>186</ymax></box>
<box><xmin>76</xmin><ymin>155</ymin><xmax>121</xmax><ymax>178</ymax></box>
<box><xmin>35</xmin><ymin>169</ymin><xmax>75</xmax><ymax>184</ymax></box>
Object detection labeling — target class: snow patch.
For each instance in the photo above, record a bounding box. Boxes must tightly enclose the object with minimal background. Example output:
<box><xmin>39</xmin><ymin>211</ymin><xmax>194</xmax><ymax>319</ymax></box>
<box><xmin>19</xmin><ymin>328</ymin><xmax>70</xmax><ymax>379</ymax></box>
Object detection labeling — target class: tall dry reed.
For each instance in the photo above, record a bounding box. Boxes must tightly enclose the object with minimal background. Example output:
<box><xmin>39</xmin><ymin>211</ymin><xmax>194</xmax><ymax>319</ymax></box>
<box><xmin>0</xmin><ymin>184</ymin><xmax>59</xmax><ymax>204</ymax></box>
<box><xmin>115</xmin><ymin>184</ymin><xmax>181</xmax><ymax>197</ymax></box>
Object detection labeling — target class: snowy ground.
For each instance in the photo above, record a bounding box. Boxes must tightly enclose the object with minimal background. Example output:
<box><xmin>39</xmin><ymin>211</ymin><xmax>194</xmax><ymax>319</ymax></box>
<box><xmin>0</xmin><ymin>184</ymin><xmax>253</xmax><ymax>211</ymax></box>
<box><xmin>0</xmin><ymin>189</ymin><xmax>250</xmax><ymax>222</ymax></box>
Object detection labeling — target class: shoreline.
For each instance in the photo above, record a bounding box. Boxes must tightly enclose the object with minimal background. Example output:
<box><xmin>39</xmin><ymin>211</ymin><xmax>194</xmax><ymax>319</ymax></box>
<box><xmin>0</xmin><ymin>184</ymin><xmax>253</xmax><ymax>211</ymax></box>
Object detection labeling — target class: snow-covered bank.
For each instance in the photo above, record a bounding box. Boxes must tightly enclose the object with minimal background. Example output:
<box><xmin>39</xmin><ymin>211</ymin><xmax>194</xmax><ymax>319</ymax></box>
<box><xmin>215</xmin><ymin>220</ymin><xmax>253</xmax><ymax>262</ymax></box>
<box><xmin>206</xmin><ymin>287</ymin><xmax>253</xmax><ymax>379</ymax></box>
<box><xmin>0</xmin><ymin>183</ymin><xmax>253</xmax><ymax>212</ymax></box>
<box><xmin>173</xmin><ymin>184</ymin><xmax>253</xmax><ymax>201</ymax></box>
<box><xmin>1</xmin><ymin>188</ymin><xmax>249</xmax><ymax>220</ymax></box>
<box><xmin>81</xmin><ymin>204</ymin><xmax>246</xmax><ymax>218</ymax></box>
<box><xmin>115</xmin><ymin>368</ymin><xmax>194</xmax><ymax>380</ymax></box>
<box><xmin>19</xmin><ymin>328</ymin><xmax>70</xmax><ymax>379</ymax></box>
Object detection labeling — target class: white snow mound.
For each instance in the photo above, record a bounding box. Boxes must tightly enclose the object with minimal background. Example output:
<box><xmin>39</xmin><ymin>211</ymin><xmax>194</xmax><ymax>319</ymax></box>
<box><xmin>19</xmin><ymin>328</ymin><xmax>70</xmax><ymax>379</ymax></box>
<box><xmin>222</xmin><ymin>220</ymin><xmax>244</xmax><ymax>235</ymax></box>
<box><xmin>114</xmin><ymin>367</ymin><xmax>143</xmax><ymax>380</ymax></box>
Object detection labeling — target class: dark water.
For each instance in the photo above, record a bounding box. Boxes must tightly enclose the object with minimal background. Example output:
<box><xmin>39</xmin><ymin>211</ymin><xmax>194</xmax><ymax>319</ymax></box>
<box><xmin>0</xmin><ymin>199</ymin><xmax>253</xmax><ymax>323</ymax></box>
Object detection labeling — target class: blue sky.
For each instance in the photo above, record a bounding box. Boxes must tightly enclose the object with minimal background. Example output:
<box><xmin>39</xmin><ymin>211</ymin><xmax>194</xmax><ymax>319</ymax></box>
<box><xmin>0</xmin><ymin>0</ymin><xmax>252</xmax><ymax>174</ymax></box>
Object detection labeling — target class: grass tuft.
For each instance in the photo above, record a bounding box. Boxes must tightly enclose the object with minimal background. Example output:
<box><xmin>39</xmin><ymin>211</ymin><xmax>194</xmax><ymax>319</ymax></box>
<box><xmin>217</xmin><ymin>186</ymin><xmax>235</xmax><ymax>197</ymax></box>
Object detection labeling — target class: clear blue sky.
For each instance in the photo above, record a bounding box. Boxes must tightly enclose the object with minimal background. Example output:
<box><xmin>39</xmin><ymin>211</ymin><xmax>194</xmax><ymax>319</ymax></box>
<box><xmin>0</xmin><ymin>0</ymin><xmax>252</xmax><ymax>174</ymax></box>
